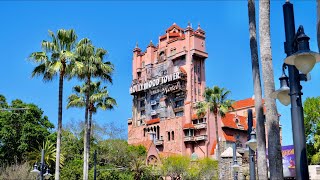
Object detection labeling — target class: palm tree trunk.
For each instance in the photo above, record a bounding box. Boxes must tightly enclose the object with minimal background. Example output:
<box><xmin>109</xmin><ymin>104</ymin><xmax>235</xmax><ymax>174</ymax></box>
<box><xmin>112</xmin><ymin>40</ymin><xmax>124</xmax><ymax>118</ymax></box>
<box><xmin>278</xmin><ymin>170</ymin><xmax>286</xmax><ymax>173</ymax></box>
<box><xmin>214</xmin><ymin>113</ymin><xmax>220</xmax><ymax>160</ymax></box>
<box><xmin>83</xmin><ymin>77</ymin><xmax>90</xmax><ymax>180</ymax></box>
<box><xmin>259</xmin><ymin>0</ymin><xmax>283</xmax><ymax>179</ymax></box>
<box><xmin>248</xmin><ymin>0</ymin><xmax>268</xmax><ymax>179</ymax></box>
<box><xmin>86</xmin><ymin>109</ymin><xmax>93</xmax><ymax>179</ymax></box>
<box><xmin>55</xmin><ymin>73</ymin><xmax>63</xmax><ymax>180</ymax></box>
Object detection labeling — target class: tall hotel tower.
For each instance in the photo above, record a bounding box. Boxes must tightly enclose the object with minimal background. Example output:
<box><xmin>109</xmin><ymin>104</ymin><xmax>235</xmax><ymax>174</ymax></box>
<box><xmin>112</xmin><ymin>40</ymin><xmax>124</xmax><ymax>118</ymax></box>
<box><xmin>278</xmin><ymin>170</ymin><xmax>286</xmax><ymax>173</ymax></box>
<box><xmin>128</xmin><ymin>23</ymin><xmax>213</xmax><ymax>160</ymax></box>
<box><xmin>127</xmin><ymin>23</ymin><xmax>270</xmax><ymax>164</ymax></box>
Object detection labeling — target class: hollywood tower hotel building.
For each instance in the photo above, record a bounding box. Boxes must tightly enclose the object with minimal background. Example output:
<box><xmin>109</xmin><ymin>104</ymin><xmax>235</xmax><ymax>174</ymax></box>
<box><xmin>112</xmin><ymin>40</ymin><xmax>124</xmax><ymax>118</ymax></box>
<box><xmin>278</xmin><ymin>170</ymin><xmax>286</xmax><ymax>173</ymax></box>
<box><xmin>128</xmin><ymin>23</ymin><xmax>256</xmax><ymax>162</ymax></box>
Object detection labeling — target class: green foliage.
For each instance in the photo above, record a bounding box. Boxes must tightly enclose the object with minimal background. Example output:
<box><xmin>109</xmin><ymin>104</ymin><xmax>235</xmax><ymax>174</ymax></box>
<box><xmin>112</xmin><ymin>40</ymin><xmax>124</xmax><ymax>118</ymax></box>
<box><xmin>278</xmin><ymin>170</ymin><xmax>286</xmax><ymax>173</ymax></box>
<box><xmin>196</xmin><ymin>85</ymin><xmax>234</xmax><ymax>117</ymax></box>
<box><xmin>0</xmin><ymin>95</ymin><xmax>54</xmax><ymax>165</ymax></box>
<box><xmin>161</xmin><ymin>156</ymin><xmax>218</xmax><ymax>180</ymax></box>
<box><xmin>60</xmin><ymin>158</ymin><xmax>83</xmax><ymax>179</ymax></box>
<box><xmin>29</xmin><ymin>29</ymin><xmax>78</xmax><ymax>81</ymax></box>
<box><xmin>161</xmin><ymin>155</ymin><xmax>190</xmax><ymax>179</ymax></box>
<box><xmin>304</xmin><ymin>96</ymin><xmax>320</xmax><ymax>164</ymax></box>
<box><xmin>28</xmin><ymin>139</ymin><xmax>64</xmax><ymax>169</ymax></box>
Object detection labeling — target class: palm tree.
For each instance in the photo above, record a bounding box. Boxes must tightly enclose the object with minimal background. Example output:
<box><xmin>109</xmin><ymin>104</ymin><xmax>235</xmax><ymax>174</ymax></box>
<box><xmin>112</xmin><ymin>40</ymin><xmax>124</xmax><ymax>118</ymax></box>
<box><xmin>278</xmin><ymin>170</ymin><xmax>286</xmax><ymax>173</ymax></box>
<box><xmin>67</xmin><ymin>81</ymin><xmax>116</xmax><ymax>179</ymax></box>
<box><xmin>247</xmin><ymin>0</ymin><xmax>268</xmax><ymax>178</ymax></box>
<box><xmin>29</xmin><ymin>29</ymin><xmax>77</xmax><ymax>180</ymax></box>
<box><xmin>28</xmin><ymin>139</ymin><xmax>65</xmax><ymax>169</ymax></box>
<box><xmin>259</xmin><ymin>0</ymin><xmax>284</xmax><ymax>179</ymax></box>
<box><xmin>70</xmin><ymin>39</ymin><xmax>114</xmax><ymax>180</ymax></box>
<box><xmin>196</xmin><ymin>86</ymin><xmax>233</xmax><ymax>177</ymax></box>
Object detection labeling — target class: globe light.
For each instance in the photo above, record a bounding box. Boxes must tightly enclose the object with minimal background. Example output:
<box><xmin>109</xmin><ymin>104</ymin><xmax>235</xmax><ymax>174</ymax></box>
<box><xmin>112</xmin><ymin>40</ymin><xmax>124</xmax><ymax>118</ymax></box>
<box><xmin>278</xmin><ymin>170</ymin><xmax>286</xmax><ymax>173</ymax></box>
<box><xmin>284</xmin><ymin>26</ymin><xmax>320</xmax><ymax>74</ymax></box>
<box><xmin>43</xmin><ymin>168</ymin><xmax>52</xmax><ymax>180</ymax></box>
<box><xmin>271</xmin><ymin>74</ymin><xmax>290</xmax><ymax>106</ymax></box>
<box><xmin>246</xmin><ymin>129</ymin><xmax>257</xmax><ymax>151</ymax></box>
<box><xmin>285</xmin><ymin>51</ymin><xmax>319</xmax><ymax>74</ymax></box>
<box><xmin>232</xmin><ymin>162</ymin><xmax>240</xmax><ymax>172</ymax></box>
<box><xmin>243</xmin><ymin>145</ymin><xmax>250</xmax><ymax>158</ymax></box>
<box><xmin>30</xmin><ymin>164</ymin><xmax>40</xmax><ymax>175</ymax></box>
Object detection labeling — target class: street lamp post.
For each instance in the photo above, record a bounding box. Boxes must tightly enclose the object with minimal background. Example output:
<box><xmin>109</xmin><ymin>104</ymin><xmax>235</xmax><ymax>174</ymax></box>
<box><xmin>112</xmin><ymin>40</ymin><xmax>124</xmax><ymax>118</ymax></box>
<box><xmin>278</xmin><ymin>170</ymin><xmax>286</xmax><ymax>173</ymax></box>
<box><xmin>232</xmin><ymin>143</ymin><xmax>240</xmax><ymax>180</ymax></box>
<box><xmin>247</xmin><ymin>109</ymin><xmax>256</xmax><ymax>180</ymax></box>
<box><xmin>30</xmin><ymin>149</ymin><xmax>52</xmax><ymax>180</ymax></box>
<box><xmin>271</xmin><ymin>1</ymin><xmax>320</xmax><ymax>179</ymax></box>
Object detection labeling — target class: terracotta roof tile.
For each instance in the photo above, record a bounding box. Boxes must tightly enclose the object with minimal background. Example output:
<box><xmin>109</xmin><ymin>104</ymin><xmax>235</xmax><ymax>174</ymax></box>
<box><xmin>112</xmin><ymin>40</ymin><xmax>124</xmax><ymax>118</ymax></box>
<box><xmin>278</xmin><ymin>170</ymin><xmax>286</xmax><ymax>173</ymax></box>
<box><xmin>221</xmin><ymin>113</ymin><xmax>256</xmax><ymax>131</ymax></box>
<box><xmin>146</xmin><ymin>118</ymin><xmax>160</xmax><ymax>125</ymax></box>
<box><xmin>223</xmin><ymin>131</ymin><xmax>236</xmax><ymax>142</ymax></box>
<box><xmin>166</xmin><ymin>24</ymin><xmax>184</xmax><ymax>33</ymax></box>
<box><xmin>183</xmin><ymin>123</ymin><xmax>195</xmax><ymax>129</ymax></box>
<box><xmin>232</xmin><ymin>98</ymin><xmax>265</xmax><ymax>110</ymax></box>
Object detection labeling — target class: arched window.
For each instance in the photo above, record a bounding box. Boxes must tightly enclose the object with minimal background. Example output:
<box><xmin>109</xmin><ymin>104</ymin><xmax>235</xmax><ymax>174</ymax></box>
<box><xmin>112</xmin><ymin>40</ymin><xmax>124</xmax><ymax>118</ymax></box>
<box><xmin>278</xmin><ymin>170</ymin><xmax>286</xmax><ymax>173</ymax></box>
<box><xmin>147</xmin><ymin>155</ymin><xmax>158</xmax><ymax>166</ymax></box>
<box><xmin>171</xmin><ymin>131</ymin><xmax>174</xmax><ymax>140</ymax></box>
<box><xmin>168</xmin><ymin>132</ymin><xmax>170</xmax><ymax>141</ymax></box>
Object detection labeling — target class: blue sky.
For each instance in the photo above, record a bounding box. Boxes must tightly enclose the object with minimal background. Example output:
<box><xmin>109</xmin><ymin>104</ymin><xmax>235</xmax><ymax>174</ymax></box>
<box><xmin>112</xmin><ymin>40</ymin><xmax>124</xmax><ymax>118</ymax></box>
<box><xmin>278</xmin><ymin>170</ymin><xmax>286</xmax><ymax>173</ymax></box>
<box><xmin>0</xmin><ymin>1</ymin><xmax>318</xmax><ymax>146</ymax></box>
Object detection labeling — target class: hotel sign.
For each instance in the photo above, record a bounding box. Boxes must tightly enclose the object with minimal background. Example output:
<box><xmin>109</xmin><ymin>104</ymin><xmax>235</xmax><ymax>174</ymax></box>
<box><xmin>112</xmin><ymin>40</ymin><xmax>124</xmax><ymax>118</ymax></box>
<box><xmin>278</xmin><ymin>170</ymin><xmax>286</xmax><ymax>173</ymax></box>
<box><xmin>130</xmin><ymin>72</ymin><xmax>181</xmax><ymax>94</ymax></box>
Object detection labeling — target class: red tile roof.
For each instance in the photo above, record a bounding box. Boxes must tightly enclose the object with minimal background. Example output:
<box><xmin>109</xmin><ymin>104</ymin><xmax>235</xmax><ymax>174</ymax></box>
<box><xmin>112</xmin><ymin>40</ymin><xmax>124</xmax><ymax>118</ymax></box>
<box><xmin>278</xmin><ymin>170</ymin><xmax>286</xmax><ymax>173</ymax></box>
<box><xmin>210</xmin><ymin>140</ymin><xmax>217</xmax><ymax>155</ymax></box>
<box><xmin>160</xmin><ymin>34</ymin><xmax>167</xmax><ymax>40</ymax></box>
<box><xmin>166</xmin><ymin>23</ymin><xmax>184</xmax><ymax>33</ymax></box>
<box><xmin>183</xmin><ymin>123</ymin><xmax>195</xmax><ymax>129</ymax></box>
<box><xmin>169</xmin><ymin>32</ymin><xmax>180</xmax><ymax>37</ymax></box>
<box><xmin>223</xmin><ymin>131</ymin><xmax>236</xmax><ymax>142</ymax></box>
<box><xmin>221</xmin><ymin>113</ymin><xmax>256</xmax><ymax>131</ymax></box>
<box><xmin>232</xmin><ymin>98</ymin><xmax>265</xmax><ymax>110</ymax></box>
<box><xmin>146</xmin><ymin>118</ymin><xmax>160</xmax><ymax>125</ymax></box>
<box><xmin>131</xmin><ymin>140</ymin><xmax>153</xmax><ymax>151</ymax></box>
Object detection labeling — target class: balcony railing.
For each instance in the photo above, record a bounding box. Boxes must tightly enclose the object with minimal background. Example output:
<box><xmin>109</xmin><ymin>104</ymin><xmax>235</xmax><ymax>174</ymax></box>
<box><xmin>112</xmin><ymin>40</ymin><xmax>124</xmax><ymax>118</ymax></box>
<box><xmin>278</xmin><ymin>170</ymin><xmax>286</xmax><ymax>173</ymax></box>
<box><xmin>184</xmin><ymin>136</ymin><xmax>195</xmax><ymax>142</ymax></box>
<box><xmin>194</xmin><ymin>123</ymin><xmax>207</xmax><ymax>129</ymax></box>
<box><xmin>154</xmin><ymin>139</ymin><xmax>164</xmax><ymax>146</ymax></box>
<box><xmin>194</xmin><ymin>135</ymin><xmax>207</xmax><ymax>141</ymax></box>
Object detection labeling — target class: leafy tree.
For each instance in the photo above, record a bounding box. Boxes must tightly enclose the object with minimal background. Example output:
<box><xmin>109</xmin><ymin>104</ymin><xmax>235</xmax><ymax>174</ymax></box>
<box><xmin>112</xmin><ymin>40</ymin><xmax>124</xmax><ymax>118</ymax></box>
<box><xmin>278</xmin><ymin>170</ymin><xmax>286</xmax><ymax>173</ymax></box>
<box><xmin>70</xmin><ymin>38</ymin><xmax>114</xmax><ymax>180</ymax></box>
<box><xmin>247</xmin><ymin>0</ymin><xmax>268</xmax><ymax>179</ymax></box>
<box><xmin>0</xmin><ymin>96</ymin><xmax>54</xmax><ymax>165</ymax></box>
<box><xmin>304</xmin><ymin>96</ymin><xmax>320</xmax><ymax>164</ymax></box>
<box><xmin>259</xmin><ymin>0</ymin><xmax>283</xmax><ymax>178</ymax></box>
<box><xmin>29</xmin><ymin>29</ymin><xmax>78</xmax><ymax>179</ymax></box>
<box><xmin>196</xmin><ymin>86</ymin><xmax>233</xmax><ymax>172</ymax></box>
<box><xmin>161</xmin><ymin>155</ymin><xmax>190</xmax><ymax>180</ymax></box>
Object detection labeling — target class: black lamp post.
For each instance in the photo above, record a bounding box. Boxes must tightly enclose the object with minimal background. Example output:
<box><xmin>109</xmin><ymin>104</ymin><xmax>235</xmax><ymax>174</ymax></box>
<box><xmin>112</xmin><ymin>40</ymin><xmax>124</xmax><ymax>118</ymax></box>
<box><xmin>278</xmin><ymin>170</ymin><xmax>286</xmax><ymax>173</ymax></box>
<box><xmin>232</xmin><ymin>143</ymin><xmax>240</xmax><ymax>180</ymax></box>
<box><xmin>272</xmin><ymin>1</ymin><xmax>320</xmax><ymax>180</ymax></box>
<box><xmin>245</xmin><ymin>109</ymin><xmax>256</xmax><ymax>180</ymax></box>
<box><xmin>30</xmin><ymin>149</ymin><xmax>52</xmax><ymax>180</ymax></box>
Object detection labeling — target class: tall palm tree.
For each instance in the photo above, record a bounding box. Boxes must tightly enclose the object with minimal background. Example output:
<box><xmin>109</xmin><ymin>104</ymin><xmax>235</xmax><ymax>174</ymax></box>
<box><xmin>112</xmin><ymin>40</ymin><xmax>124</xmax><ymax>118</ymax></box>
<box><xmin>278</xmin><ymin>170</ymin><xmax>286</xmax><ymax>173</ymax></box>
<box><xmin>29</xmin><ymin>29</ymin><xmax>77</xmax><ymax>180</ymax></box>
<box><xmin>247</xmin><ymin>0</ymin><xmax>268</xmax><ymax>178</ymax></box>
<box><xmin>67</xmin><ymin>81</ymin><xmax>116</xmax><ymax>179</ymax></box>
<box><xmin>259</xmin><ymin>0</ymin><xmax>283</xmax><ymax>179</ymax></box>
<box><xmin>70</xmin><ymin>39</ymin><xmax>114</xmax><ymax>180</ymax></box>
<box><xmin>196</xmin><ymin>86</ymin><xmax>233</xmax><ymax>177</ymax></box>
